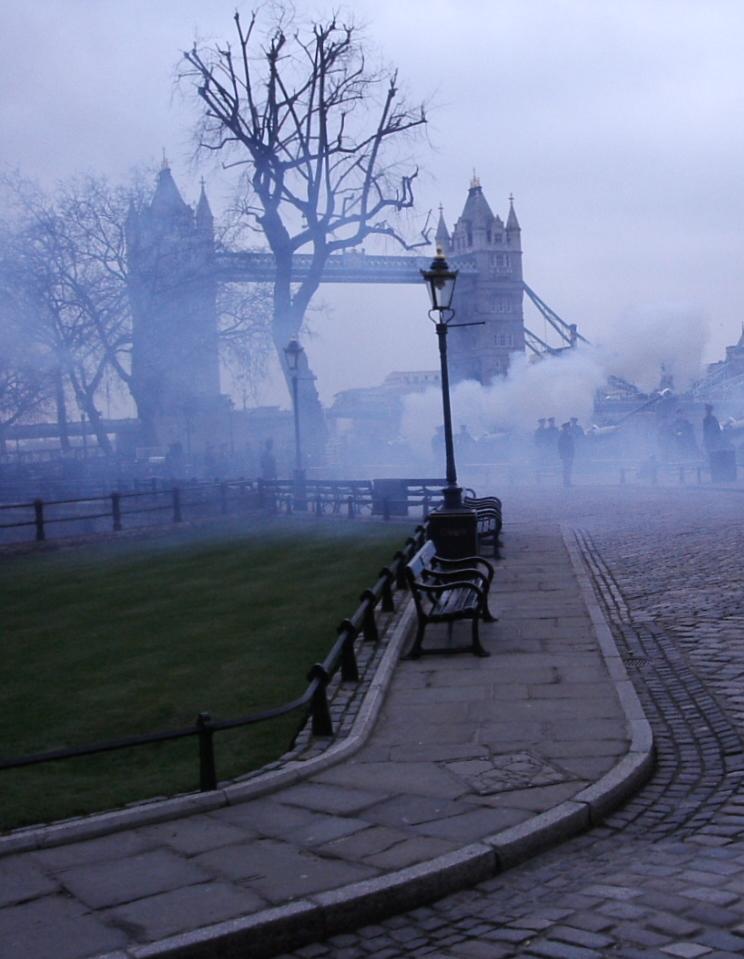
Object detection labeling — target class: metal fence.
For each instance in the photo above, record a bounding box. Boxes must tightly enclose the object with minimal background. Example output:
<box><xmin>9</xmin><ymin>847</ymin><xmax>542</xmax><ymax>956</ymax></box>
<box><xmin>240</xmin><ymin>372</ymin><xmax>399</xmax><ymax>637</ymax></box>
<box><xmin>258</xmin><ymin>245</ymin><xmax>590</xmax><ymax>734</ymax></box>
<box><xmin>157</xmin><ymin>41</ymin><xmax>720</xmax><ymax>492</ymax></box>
<box><xmin>0</xmin><ymin>478</ymin><xmax>448</xmax><ymax>546</ymax></box>
<box><xmin>257</xmin><ymin>478</ymin><xmax>448</xmax><ymax>520</ymax></box>
<box><xmin>0</xmin><ymin>479</ymin><xmax>259</xmax><ymax>544</ymax></box>
<box><xmin>0</xmin><ymin>525</ymin><xmax>427</xmax><ymax>793</ymax></box>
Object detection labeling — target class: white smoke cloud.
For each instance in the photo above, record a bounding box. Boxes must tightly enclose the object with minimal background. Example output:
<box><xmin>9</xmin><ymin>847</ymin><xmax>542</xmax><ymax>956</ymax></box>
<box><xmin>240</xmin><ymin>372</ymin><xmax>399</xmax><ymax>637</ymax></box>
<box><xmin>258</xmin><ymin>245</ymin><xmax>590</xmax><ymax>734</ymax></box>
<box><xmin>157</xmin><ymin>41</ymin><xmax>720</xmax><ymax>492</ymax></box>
<box><xmin>401</xmin><ymin>306</ymin><xmax>708</xmax><ymax>454</ymax></box>
<box><xmin>596</xmin><ymin>304</ymin><xmax>709</xmax><ymax>393</ymax></box>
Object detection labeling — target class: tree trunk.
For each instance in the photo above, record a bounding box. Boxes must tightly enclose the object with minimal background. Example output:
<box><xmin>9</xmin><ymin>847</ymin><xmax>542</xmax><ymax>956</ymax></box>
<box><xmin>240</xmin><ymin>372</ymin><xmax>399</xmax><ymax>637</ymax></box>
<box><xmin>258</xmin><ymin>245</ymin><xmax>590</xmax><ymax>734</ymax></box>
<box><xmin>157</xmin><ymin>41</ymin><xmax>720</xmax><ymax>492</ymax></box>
<box><xmin>83</xmin><ymin>400</ymin><xmax>114</xmax><ymax>456</ymax></box>
<box><xmin>271</xmin><ymin>297</ymin><xmax>328</xmax><ymax>465</ymax></box>
<box><xmin>55</xmin><ymin>370</ymin><xmax>71</xmax><ymax>451</ymax></box>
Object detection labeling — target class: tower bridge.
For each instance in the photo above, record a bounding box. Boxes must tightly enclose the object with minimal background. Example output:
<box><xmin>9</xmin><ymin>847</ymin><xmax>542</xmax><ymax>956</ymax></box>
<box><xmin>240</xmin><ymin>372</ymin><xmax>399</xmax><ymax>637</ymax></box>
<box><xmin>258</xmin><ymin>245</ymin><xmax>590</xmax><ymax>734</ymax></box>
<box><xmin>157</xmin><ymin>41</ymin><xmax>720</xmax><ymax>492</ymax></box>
<box><xmin>214</xmin><ymin>251</ymin><xmax>473</xmax><ymax>285</ymax></box>
<box><xmin>126</xmin><ymin>167</ymin><xmax>582</xmax><ymax>448</ymax></box>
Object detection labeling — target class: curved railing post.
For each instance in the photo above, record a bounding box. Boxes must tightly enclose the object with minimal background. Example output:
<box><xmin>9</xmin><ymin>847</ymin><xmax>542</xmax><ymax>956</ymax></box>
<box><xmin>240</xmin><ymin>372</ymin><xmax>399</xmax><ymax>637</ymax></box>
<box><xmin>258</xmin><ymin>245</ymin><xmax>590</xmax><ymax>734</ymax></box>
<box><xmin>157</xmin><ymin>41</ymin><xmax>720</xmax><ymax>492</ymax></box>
<box><xmin>337</xmin><ymin>621</ymin><xmax>360</xmax><ymax>682</ymax></box>
<box><xmin>360</xmin><ymin>590</ymin><xmax>379</xmax><ymax>643</ymax></box>
<box><xmin>196</xmin><ymin>711</ymin><xmax>217</xmax><ymax>791</ymax></box>
<box><xmin>111</xmin><ymin>492</ymin><xmax>122</xmax><ymax>531</ymax></box>
<box><xmin>392</xmin><ymin>551</ymin><xmax>407</xmax><ymax>590</ymax></box>
<box><xmin>379</xmin><ymin>569</ymin><xmax>395</xmax><ymax>613</ymax></box>
<box><xmin>307</xmin><ymin>664</ymin><xmax>333</xmax><ymax>736</ymax></box>
<box><xmin>33</xmin><ymin>499</ymin><xmax>45</xmax><ymax>542</ymax></box>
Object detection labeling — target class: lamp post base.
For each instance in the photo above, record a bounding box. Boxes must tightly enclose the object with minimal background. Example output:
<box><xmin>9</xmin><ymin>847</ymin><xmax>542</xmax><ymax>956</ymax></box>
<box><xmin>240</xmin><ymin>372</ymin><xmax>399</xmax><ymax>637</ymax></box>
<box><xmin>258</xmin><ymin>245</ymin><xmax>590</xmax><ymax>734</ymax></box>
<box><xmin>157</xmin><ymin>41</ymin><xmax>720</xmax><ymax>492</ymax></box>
<box><xmin>293</xmin><ymin>469</ymin><xmax>307</xmax><ymax>511</ymax></box>
<box><xmin>428</xmin><ymin>505</ymin><xmax>478</xmax><ymax>559</ymax></box>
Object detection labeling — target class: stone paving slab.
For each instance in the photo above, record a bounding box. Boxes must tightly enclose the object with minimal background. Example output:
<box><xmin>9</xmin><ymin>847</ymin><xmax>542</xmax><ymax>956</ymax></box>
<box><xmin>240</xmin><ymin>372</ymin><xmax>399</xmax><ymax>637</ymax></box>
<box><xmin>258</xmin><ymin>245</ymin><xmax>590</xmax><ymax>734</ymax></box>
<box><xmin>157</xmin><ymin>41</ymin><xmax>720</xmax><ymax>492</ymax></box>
<box><xmin>0</xmin><ymin>522</ymin><xmax>652</xmax><ymax>959</ymax></box>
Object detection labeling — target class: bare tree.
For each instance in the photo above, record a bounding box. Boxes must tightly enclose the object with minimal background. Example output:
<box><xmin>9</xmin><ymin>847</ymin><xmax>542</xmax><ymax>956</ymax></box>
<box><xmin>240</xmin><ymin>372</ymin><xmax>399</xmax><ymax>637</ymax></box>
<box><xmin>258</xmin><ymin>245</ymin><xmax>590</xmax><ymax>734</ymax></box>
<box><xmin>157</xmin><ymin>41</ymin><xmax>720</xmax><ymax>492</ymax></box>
<box><xmin>182</xmin><ymin>9</ymin><xmax>429</xmax><ymax>450</ymax></box>
<box><xmin>1</xmin><ymin>171</ymin><xmax>274</xmax><ymax>451</ymax></box>
<box><xmin>0</xmin><ymin>174</ymin><xmax>131</xmax><ymax>453</ymax></box>
<box><xmin>217</xmin><ymin>280</ymin><xmax>274</xmax><ymax>406</ymax></box>
<box><xmin>0</xmin><ymin>314</ymin><xmax>51</xmax><ymax>453</ymax></box>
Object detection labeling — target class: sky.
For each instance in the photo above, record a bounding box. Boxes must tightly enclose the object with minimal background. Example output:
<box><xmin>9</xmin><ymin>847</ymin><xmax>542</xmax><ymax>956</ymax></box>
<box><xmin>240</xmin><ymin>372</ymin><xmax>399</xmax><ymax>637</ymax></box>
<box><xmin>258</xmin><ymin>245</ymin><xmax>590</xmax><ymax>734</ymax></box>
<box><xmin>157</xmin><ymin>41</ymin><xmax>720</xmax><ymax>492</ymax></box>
<box><xmin>2</xmin><ymin>0</ymin><xmax>744</xmax><ymax>408</ymax></box>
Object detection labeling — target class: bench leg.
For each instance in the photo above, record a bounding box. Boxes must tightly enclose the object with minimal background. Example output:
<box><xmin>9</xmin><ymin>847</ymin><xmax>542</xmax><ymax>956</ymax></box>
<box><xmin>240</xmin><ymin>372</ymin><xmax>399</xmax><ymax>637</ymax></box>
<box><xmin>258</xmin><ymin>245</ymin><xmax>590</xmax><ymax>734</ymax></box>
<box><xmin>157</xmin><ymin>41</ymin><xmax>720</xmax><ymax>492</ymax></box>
<box><xmin>481</xmin><ymin>595</ymin><xmax>497</xmax><ymax>623</ymax></box>
<box><xmin>471</xmin><ymin>616</ymin><xmax>490</xmax><ymax>657</ymax></box>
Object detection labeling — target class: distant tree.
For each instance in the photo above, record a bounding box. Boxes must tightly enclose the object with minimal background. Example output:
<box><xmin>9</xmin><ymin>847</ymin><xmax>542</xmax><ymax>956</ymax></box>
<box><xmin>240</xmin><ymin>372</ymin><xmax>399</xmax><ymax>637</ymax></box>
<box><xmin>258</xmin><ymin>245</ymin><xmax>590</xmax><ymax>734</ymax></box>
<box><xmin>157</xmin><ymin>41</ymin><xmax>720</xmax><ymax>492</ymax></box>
<box><xmin>0</xmin><ymin>171</ymin><xmax>273</xmax><ymax>450</ymax></box>
<box><xmin>183</xmin><ymin>8</ymin><xmax>429</xmax><ymax>448</ymax></box>
<box><xmin>0</xmin><ymin>314</ymin><xmax>51</xmax><ymax>452</ymax></box>
<box><xmin>217</xmin><ymin>281</ymin><xmax>274</xmax><ymax>406</ymax></box>
<box><xmin>0</xmin><ymin>173</ymin><xmax>131</xmax><ymax>453</ymax></box>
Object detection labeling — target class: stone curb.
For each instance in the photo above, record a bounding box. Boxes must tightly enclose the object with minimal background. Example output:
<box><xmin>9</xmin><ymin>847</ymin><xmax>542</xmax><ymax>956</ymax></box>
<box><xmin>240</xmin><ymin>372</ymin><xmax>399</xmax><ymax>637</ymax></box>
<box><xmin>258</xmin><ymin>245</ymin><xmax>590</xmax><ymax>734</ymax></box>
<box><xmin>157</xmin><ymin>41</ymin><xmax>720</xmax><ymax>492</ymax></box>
<box><xmin>560</xmin><ymin>522</ymin><xmax>657</xmax><ymax>821</ymax></box>
<box><xmin>90</xmin><ymin>525</ymin><xmax>656</xmax><ymax>959</ymax></box>
<box><xmin>0</xmin><ymin>601</ymin><xmax>416</xmax><ymax>858</ymax></box>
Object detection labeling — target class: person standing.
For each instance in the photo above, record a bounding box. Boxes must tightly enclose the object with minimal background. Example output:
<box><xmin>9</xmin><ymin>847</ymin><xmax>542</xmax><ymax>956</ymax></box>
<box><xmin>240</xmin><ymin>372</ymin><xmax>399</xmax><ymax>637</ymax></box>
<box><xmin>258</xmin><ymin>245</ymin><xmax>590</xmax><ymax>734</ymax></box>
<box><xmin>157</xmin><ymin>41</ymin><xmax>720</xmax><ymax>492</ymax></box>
<box><xmin>260</xmin><ymin>437</ymin><xmax>277</xmax><ymax>480</ymax></box>
<box><xmin>558</xmin><ymin>422</ymin><xmax>575</xmax><ymax>488</ymax></box>
<box><xmin>545</xmin><ymin>417</ymin><xmax>560</xmax><ymax>453</ymax></box>
<box><xmin>702</xmin><ymin>403</ymin><xmax>722</xmax><ymax>454</ymax></box>
<box><xmin>533</xmin><ymin>418</ymin><xmax>548</xmax><ymax>470</ymax></box>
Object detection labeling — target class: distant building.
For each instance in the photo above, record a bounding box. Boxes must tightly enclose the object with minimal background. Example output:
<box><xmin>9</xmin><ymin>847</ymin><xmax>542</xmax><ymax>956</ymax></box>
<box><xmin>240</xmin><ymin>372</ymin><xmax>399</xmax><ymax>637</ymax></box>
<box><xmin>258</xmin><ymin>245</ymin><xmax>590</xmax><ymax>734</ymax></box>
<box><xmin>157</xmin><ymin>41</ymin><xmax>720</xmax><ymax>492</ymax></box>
<box><xmin>329</xmin><ymin>370</ymin><xmax>440</xmax><ymax>431</ymax></box>
<box><xmin>437</xmin><ymin>176</ymin><xmax>526</xmax><ymax>384</ymax></box>
<box><xmin>707</xmin><ymin>325</ymin><xmax>744</xmax><ymax>381</ymax></box>
<box><xmin>692</xmin><ymin>325</ymin><xmax>744</xmax><ymax>406</ymax></box>
<box><xmin>126</xmin><ymin>162</ymin><xmax>226</xmax><ymax>449</ymax></box>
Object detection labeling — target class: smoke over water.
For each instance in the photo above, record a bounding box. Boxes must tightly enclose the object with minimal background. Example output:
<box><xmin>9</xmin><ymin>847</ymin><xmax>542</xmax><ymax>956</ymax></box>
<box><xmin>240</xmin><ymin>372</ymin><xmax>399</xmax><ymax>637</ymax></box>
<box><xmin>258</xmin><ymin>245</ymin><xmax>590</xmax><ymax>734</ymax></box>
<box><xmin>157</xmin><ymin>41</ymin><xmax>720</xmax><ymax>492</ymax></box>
<box><xmin>401</xmin><ymin>306</ymin><xmax>708</xmax><ymax>454</ymax></box>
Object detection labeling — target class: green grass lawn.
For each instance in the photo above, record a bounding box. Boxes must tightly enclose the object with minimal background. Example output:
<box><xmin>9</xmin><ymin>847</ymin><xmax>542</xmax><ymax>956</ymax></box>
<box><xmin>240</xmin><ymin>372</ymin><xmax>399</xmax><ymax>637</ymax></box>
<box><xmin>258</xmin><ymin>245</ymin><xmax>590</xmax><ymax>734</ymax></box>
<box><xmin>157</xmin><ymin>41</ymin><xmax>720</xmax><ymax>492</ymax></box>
<box><xmin>1</xmin><ymin>517</ymin><xmax>406</xmax><ymax>831</ymax></box>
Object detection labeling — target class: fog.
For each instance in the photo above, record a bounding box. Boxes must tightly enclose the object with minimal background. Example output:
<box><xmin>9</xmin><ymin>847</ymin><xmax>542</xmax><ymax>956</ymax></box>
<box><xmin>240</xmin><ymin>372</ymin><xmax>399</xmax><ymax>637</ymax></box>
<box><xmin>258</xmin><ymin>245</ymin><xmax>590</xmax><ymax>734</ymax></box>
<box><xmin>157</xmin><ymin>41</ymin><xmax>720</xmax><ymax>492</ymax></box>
<box><xmin>2</xmin><ymin>0</ymin><xmax>744</xmax><ymax>408</ymax></box>
<box><xmin>400</xmin><ymin>304</ymin><xmax>707</xmax><ymax>459</ymax></box>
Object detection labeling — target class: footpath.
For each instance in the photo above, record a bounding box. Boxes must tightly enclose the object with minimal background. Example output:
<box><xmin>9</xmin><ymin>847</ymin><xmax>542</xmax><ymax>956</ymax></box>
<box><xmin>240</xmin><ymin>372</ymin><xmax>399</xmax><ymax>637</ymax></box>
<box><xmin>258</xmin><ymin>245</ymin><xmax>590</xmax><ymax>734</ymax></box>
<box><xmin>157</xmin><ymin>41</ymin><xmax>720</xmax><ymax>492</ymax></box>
<box><xmin>0</xmin><ymin>522</ymin><xmax>653</xmax><ymax>959</ymax></box>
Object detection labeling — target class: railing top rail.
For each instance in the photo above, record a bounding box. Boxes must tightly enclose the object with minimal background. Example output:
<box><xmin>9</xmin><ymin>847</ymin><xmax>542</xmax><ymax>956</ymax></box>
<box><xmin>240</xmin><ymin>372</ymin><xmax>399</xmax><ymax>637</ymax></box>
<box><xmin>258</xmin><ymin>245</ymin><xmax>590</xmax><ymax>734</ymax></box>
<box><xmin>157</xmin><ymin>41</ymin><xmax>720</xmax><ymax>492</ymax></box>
<box><xmin>42</xmin><ymin>494</ymin><xmax>109</xmax><ymax>508</ymax></box>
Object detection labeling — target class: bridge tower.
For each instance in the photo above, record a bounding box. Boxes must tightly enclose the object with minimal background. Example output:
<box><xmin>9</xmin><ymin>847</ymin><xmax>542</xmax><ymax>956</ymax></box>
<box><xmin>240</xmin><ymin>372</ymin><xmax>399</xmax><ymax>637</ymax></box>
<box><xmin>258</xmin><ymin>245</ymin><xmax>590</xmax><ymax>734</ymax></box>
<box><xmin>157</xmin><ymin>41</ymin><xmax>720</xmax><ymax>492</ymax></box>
<box><xmin>441</xmin><ymin>177</ymin><xmax>525</xmax><ymax>384</ymax></box>
<box><xmin>126</xmin><ymin>163</ymin><xmax>223</xmax><ymax>448</ymax></box>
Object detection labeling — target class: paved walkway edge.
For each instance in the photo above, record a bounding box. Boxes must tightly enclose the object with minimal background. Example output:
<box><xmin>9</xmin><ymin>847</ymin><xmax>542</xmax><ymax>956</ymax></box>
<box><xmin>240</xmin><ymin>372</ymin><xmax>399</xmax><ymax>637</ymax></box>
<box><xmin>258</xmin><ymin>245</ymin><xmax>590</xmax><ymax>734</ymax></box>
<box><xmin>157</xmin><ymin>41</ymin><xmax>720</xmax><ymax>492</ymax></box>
<box><xmin>0</xmin><ymin>602</ymin><xmax>417</xmax><ymax>858</ymax></box>
<box><xmin>92</xmin><ymin>526</ymin><xmax>656</xmax><ymax>959</ymax></box>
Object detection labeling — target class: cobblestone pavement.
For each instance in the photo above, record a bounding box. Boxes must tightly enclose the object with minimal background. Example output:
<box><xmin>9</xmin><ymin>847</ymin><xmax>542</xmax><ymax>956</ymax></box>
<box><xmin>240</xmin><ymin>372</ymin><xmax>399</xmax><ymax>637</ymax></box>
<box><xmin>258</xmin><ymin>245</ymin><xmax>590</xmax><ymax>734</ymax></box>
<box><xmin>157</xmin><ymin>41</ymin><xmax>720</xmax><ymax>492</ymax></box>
<box><xmin>282</xmin><ymin>487</ymin><xmax>744</xmax><ymax>959</ymax></box>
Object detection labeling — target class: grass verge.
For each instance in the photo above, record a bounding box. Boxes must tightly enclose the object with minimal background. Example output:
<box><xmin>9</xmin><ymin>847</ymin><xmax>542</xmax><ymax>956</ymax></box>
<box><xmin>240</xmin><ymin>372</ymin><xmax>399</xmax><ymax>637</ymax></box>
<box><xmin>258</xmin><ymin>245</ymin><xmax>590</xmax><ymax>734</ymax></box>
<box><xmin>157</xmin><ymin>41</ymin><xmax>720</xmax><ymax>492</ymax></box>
<box><xmin>1</xmin><ymin>516</ymin><xmax>407</xmax><ymax>830</ymax></box>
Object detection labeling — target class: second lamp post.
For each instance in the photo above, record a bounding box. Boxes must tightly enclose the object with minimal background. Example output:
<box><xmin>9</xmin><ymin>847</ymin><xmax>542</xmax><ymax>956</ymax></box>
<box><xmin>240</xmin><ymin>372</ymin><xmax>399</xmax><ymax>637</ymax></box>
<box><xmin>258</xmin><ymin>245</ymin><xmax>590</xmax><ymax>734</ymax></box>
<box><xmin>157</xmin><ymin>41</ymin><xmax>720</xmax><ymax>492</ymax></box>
<box><xmin>284</xmin><ymin>339</ymin><xmax>307</xmax><ymax>511</ymax></box>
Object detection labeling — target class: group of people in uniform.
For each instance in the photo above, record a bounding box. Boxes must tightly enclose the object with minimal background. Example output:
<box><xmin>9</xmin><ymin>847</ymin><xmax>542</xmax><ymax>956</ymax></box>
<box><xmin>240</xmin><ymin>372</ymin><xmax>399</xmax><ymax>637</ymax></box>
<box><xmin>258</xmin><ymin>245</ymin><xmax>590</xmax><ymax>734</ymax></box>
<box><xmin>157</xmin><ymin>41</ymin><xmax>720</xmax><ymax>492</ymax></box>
<box><xmin>533</xmin><ymin>404</ymin><xmax>732</xmax><ymax>489</ymax></box>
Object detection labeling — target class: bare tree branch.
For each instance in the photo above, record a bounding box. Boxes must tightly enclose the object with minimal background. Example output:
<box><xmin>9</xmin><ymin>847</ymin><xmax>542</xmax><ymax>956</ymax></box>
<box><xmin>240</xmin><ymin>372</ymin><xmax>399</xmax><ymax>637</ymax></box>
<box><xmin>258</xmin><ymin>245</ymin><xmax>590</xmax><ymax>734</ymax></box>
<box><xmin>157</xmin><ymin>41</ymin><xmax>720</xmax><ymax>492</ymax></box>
<box><xmin>182</xmin><ymin>7</ymin><xmax>430</xmax><ymax>452</ymax></box>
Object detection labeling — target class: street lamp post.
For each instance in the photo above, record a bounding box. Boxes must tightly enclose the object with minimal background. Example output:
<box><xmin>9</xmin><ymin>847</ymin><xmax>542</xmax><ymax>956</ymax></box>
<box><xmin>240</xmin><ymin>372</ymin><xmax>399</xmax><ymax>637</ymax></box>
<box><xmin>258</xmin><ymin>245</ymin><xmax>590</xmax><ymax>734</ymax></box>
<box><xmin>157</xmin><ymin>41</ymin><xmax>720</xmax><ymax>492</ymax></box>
<box><xmin>284</xmin><ymin>339</ymin><xmax>307</xmax><ymax>511</ymax></box>
<box><xmin>421</xmin><ymin>248</ymin><xmax>479</xmax><ymax>557</ymax></box>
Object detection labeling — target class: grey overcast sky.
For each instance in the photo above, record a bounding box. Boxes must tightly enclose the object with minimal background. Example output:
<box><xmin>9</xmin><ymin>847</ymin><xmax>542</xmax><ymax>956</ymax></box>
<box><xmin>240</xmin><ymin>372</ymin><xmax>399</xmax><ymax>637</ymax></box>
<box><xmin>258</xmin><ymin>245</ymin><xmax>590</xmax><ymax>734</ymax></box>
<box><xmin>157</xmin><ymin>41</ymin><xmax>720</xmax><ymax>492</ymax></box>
<box><xmin>2</xmin><ymin>0</ymin><xmax>743</xmax><ymax>405</ymax></box>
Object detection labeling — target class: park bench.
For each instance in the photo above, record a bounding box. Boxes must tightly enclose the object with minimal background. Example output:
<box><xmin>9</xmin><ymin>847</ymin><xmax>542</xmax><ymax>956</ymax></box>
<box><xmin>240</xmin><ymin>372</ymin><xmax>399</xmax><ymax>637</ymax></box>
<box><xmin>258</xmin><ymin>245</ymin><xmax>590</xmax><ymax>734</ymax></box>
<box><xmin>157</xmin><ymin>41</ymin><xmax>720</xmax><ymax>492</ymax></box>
<box><xmin>464</xmin><ymin>494</ymin><xmax>503</xmax><ymax>558</ymax></box>
<box><xmin>405</xmin><ymin>540</ymin><xmax>496</xmax><ymax>659</ymax></box>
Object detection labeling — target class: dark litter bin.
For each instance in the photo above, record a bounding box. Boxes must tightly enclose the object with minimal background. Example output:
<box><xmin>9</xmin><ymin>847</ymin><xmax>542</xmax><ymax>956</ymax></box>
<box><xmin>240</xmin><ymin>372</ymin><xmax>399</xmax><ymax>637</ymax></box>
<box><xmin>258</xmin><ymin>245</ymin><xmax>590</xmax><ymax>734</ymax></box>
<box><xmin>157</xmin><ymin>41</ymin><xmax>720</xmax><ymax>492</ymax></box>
<box><xmin>709</xmin><ymin>448</ymin><xmax>737</xmax><ymax>482</ymax></box>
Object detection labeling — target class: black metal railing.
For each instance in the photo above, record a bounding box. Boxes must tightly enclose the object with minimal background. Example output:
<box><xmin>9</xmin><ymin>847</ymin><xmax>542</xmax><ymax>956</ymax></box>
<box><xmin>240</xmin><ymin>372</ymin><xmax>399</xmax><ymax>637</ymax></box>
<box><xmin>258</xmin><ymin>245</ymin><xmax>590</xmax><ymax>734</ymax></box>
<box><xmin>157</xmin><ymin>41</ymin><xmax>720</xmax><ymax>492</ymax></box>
<box><xmin>0</xmin><ymin>479</ymin><xmax>259</xmax><ymax>544</ymax></box>
<box><xmin>0</xmin><ymin>524</ymin><xmax>427</xmax><ymax>795</ymax></box>
<box><xmin>257</xmin><ymin>478</ymin><xmax>448</xmax><ymax>521</ymax></box>
<box><xmin>0</xmin><ymin>478</ymin><xmax>447</xmax><ymax>546</ymax></box>
<box><xmin>532</xmin><ymin>459</ymin><xmax>738</xmax><ymax>487</ymax></box>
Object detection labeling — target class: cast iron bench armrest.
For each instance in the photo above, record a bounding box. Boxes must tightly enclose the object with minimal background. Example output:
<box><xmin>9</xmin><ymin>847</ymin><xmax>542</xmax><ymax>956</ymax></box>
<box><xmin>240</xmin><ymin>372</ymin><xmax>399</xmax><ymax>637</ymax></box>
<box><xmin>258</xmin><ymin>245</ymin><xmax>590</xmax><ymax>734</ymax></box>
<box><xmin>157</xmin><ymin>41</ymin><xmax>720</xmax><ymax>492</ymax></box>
<box><xmin>412</xmin><ymin>579</ymin><xmax>484</xmax><ymax>600</ymax></box>
<box><xmin>426</xmin><ymin>567</ymin><xmax>490</xmax><ymax>589</ymax></box>
<box><xmin>432</xmin><ymin>555</ymin><xmax>495</xmax><ymax>576</ymax></box>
